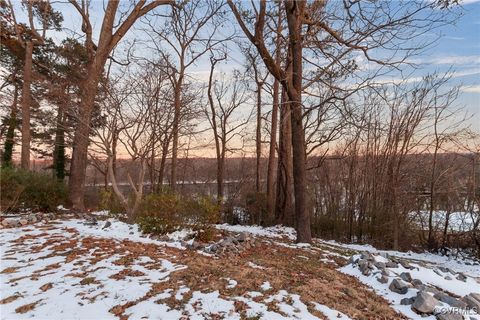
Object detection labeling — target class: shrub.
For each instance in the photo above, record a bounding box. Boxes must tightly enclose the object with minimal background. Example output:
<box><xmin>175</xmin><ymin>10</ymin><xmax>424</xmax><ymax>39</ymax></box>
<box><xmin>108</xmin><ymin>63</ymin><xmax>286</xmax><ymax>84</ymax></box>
<box><xmin>135</xmin><ymin>193</ymin><xmax>220</xmax><ymax>241</ymax></box>
<box><xmin>0</xmin><ymin>168</ymin><xmax>67</xmax><ymax>212</ymax></box>
<box><xmin>98</xmin><ymin>188</ymin><xmax>126</xmax><ymax>216</ymax></box>
<box><xmin>245</xmin><ymin>192</ymin><xmax>268</xmax><ymax>225</ymax></box>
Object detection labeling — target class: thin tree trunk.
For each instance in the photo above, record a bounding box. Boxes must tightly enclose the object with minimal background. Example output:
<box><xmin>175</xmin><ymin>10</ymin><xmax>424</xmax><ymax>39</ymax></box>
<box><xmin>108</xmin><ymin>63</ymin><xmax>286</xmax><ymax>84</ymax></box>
<box><xmin>2</xmin><ymin>85</ymin><xmax>18</xmax><ymax>167</ymax></box>
<box><xmin>21</xmin><ymin>40</ymin><xmax>33</xmax><ymax>170</ymax></box>
<box><xmin>53</xmin><ymin>99</ymin><xmax>66</xmax><ymax>180</ymax></box>
<box><xmin>266</xmin><ymin>8</ymin><xmax>282</xmax><ymax>224</ymax></box>
<box><xmin>275</xmin><ymin>88</ymin><xmax>294</xmax><ymax>226</ymax></box>
<box><xmin>256</xmin><ymin>81</ymin><xmax>262</xmax><ymax>193</ymax></box>
<box><xmin>170</xmin><ymin>75</ymin><xmax>183</xmax><ymax>193</ymax></box>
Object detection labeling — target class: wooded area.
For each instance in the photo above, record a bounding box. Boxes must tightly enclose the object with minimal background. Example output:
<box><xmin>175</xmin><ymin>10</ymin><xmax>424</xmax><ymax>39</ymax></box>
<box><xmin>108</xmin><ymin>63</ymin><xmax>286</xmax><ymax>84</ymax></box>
<box><xmin>1</xmin><ymin>0</ymin><xmax>478</xmax><ymax>254</ymax></box>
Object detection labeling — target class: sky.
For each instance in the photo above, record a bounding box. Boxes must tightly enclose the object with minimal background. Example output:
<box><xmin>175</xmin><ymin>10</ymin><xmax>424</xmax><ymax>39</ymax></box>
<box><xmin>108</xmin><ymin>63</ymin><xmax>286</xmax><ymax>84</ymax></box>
<box><xmin>4</xmin><ymin>0</ymin><xmax>480</xmax><ymax>158</ymax></box>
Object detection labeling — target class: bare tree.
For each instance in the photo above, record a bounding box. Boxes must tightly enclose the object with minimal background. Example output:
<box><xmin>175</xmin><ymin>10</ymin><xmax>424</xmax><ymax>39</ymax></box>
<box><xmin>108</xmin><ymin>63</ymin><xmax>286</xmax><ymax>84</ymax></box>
<box><xmin>67</xmin><ymin>0</ymin><xmax>173</xmax><ymax>210</ymax></box>
<box><xmin>205</xmin><ymin>55</ymin><xmax>251</xmax><ymax>201</ymax></box>
<box><xmin>145</xmin><ymin>0</ymin><xmax>229</xmax><ymax>193</ymax></box>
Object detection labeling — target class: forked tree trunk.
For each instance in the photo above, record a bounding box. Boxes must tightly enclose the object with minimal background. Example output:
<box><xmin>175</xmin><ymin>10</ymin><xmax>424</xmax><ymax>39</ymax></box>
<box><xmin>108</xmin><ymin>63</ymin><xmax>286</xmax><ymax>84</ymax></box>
<box><xmin>21</xmin><ymin>40</ymin><xmax>34</xmax><ymax>170</ymax></box>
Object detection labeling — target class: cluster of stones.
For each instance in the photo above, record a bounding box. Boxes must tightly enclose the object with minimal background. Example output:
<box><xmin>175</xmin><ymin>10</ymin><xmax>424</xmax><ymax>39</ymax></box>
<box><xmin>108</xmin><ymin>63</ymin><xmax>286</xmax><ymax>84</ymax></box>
<box><xmin>1</xmin><ymin>212</ymin><xmax>56</xmax><ymax>228</ymax></box>
<box><xmin>185</xmin><ymin>232</ymin><xmax>256</xmax><ymax>255</ymax></box>
<box><xmin>350</xmin><ymin>252</ymin><xmax>479</xmax><ymax>320</ymax></box>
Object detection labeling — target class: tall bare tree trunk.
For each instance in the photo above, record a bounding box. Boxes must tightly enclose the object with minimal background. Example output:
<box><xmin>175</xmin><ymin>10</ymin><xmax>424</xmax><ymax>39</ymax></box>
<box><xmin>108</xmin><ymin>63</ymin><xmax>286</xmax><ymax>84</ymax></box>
<box><xmin>170</xmin><ymin>76</ymin><xmax>183</xmax><ymax>193</ymax></box>
<box><xmin>21</xmin><ymin>40</ymin><xmax>33</xmax><ymax>170</ymax></box>
<box><xmin>266</xmin><ymin>8</ymin><xmax>282</xmax><ymax>224</ymax></box>
<box><xmin>285</xmin><ymin>0</ymin><xmax>311</xmax><ymax>243</ymax></box>
<box><xmin>275</xmin><ymin>88</ymin><xmax>294</xmax><ymax>226</ymax></box>
<box><xmin>255</xmin><ymin>81</ymin><xmax>263</xmax><ymax>193</ymax></box>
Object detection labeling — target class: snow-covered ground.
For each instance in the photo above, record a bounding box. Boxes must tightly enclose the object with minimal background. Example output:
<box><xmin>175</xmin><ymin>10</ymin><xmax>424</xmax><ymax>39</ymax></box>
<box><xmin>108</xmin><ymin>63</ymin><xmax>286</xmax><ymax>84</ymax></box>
<box><xmin>0</xmin><ymin>219</ymin><xmax>350</xmax><ymax>320</ymax></box>
<box><xmin>1</xmin><ymin>217</ymin><xmax>479</xmax><ymax>319</ymax></box>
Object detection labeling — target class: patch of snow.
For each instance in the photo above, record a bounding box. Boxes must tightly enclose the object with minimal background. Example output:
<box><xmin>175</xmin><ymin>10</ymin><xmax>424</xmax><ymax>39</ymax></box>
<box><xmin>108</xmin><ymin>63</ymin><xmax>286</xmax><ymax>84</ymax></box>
<box><xmin>247</xmin><ymin>262</ymin><xmax>266</xmax><ymax>270</ymax></box>
<box><xmin>313</xmin><ymin>302</ymin><xmax>351</xmax><ymax>320</ymax></box>
<box><xmin>260</xmin><ymin>281</ymin><xmax>272</xmax><ymax>291</ymax></box>
<box><xmin>216</xmin><ymin>224</ymin><xmax>296</xmax><ymax>240</ymax></box>
<box><xmin>226</xmin><ymin>279</ymin><xmax>238</xmax><ymax>289</ymax></box>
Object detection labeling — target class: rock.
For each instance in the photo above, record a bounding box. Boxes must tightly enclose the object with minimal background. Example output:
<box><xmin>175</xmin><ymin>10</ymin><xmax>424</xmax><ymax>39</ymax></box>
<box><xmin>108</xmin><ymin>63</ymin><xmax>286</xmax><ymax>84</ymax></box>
<box><xmin>433</xmin><ymin>268</ymin><xmax>444</xmax><ymax>277</ymax></box>
<box><xmin>381</xmin><ymin>269</ymin><xmax>391</xmax><ymax>277</ymax></box>
<box><xmin>208</xmin><ymin>244</ymin><xmax>219</xmax><ymax>253</ymax></box>
<box><xmin>444</xmin><ymin>276</ymin><xmax>452</xmax><ymax>280</ymax></box>
<box><xmin>1</xmin><ymin>218</ymin><xmax>19</xmax><ymax>227</ymax></box>
<box><xmin>400</xmin><ymin>272</ymin><xmax>412</xmax><ymax>283</ymax></box>
<box><xmin>19</xmin><ymin>219</ymin><xmax>28</xmax><ymax>226</ymax></box>
<box><xmin>377</xmin><ymin>275</ymin><xmax>389</xmax><ymax>284</ymax></box>
<box><xmin>386</xmin><ymin>261</ymin><xmax>399</xmax><ymax>268</ymax></box>
<box><xmin>358</xmin><ymin>259</ymin><xmax>373</xmax><ymax>276</ymax></box>
<box><xmin>348</xmin><ymin>255</ymin><xmax>358</xmax><ymax>264</ymax></box>
<box><xmin>389</xmin><ymin>279</ymin><xmax>409</xmax><ymax>294</ymax></box>
<box><xmin>237</xmin><ymin>232</ymin><xmax>250</xmax><ymax>242</ymax></box>
<box><xmin>361</xmin><ymin>252</ymin><xmax>373</xmax><ymax>261</ymax></box>
<box><xmin>399</xmin><ymin>260</ymin><xmax>413</xmax><ymax>269</ymax></box>
<box><xmin>412</xmin><ymin>279</ymin><xmax>423</xmax><ymax>288</ymax></box>
<box><xmin>412</xmin><ymin>291</ymin><xmax>440</xmax><ymax>314</ymax></box>
<box><xmin>434</xmin><ymin>293</ymin><xmax>468</xmax><ymax>309</ymax></box>
<box><xmin>374</xmin><ymin>261</ymin><xmax>386</xmax><ymax>269</ymax></box>
<box><xmin>470</xmin><ymin>293</ymin><xmax>480</xmax><ymax>301</ymax></box>
<box><xmin>456</xmin><ymin>273</ymin><xmax>467</xmax><ymax>282</ymax></box>
<box><xmin>400</xmin><ymin>297</ymin><xmax>415</xmax><ymax>305</ymax></box>
<box><xmin>187</xmin><ymin>241</ymin><xmax>203</xmax><ymax>250</ymax></box>
<box><xmin>102</xmin><ymin>221</ymin><xmax>112</xmax><ymax>229</ymax></box>
<box><xmin>28</xmin><ymin>213</ymin><xmax>38</xmax><ymax>223</ymax></box>
<box><xmin>463</xmin><ymin>294</ymin><xmax>480</xmax><ymax>311</ymax></box>
<box><xmin>159</xmin><ymin>235</ymin><xmax>170</xmax><ymax>241</ymax></box>
<box><xmin>435</xmin><ymin>312</ymin><xmax>463</xmax><ymax>320</ymax></box>
<box><xmin>438</xmin><ymin>266</ymin><xmax>449</xmax><ymax>273</ymax></box>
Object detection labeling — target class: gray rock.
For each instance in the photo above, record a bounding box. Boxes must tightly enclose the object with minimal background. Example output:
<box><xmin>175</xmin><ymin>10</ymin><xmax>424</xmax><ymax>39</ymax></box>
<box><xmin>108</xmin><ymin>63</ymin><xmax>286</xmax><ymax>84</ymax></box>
<box><xmin>358</xmin><ymin>259</ymin><xmax>373</xmax><ymax>276</ymax></box>
<box><xmin>463</xmin><ymin>294</ymin><xmax>480</xmax><ymax>311</ymax></box>
<box><xmin>102</xmin><ymin>221</ymin><xmax>112</xmax><ymax>229</ymax></box>
<box><xmin>386</xmin><ymin>261</ymin><xmax>399</xmax><ymax>268</ymax></box>
<box><xmin>438</xmin><ymin>266</ymin><xmax>449</xmax><ymax>273</ymax></box>
<box><xmin>400</xmin><ymin>297</ymin><xmax>415</xmax><ymax>305</ymax></box>
<box><xmin>470</xmin><ymin>293</ymin><xmax>480</xmax><ymax>301</ymax></box>
<box><xmin>361</xmin><ymin>252</ymin><xmax>374</xmax><ymax>261</ymax></box>
<box><xmin>436</xmin><ymin>312</ymin><xmax>464</xmax><ymax>320</ymax></box>
<box><xmin>433</xmin><ymin>268</ymin><xmax>444</xmax><ymax>277</ymax></box>
<box><xmin>19</xmin><ymin>218</ymin><xmax>28</xmax><ymax>226</ymax></box>
<box><xmin>400</xmin><ymin>272</ymin><xmax>413</xmax><ymax>283</ymax></box>
<box><xmin>236</xmin><ymin>232</ymin><xmax>250</xmax><ymax>242</ymax></box>
<box><xmin>377</xmin><ymin>275</ymin><xmax>388</xmax><ymax>284</ymax></box>
<box><xmin>434</xmin><ymin>293</ymin><xmax>468</xmax><ymax>309</ymax></box>
<box><xmin>28</xmin><ymin>213</ymin><xmax>38</xmax><ymax>223</ymax></box>
<box><xmin>381</xmin><ymin>269</ymin><xmax>391</xmax><ymax>277</ymax></box>
<box><xmin>348</xmin><ymin>255</ymin><xmax>358</xmax><ymax>265</ymax></box>
<box><xmin>207</xmin><ymin>244</ymin><xmax>219</xmax><ymax>253</ymax></box>
<box><xmin>1</xmin><ymin>218</ymin><xmax>19</xmax><ymax>227</ymax></box>
<box><xmin>389</xmin><ymin>278</ymin><xmax>409</xmax><ymax>294</ymax></box>
<box><xmin>412</xmin><ymin>291</ymin><xmax>440</xmax><ymax>314</ymax></box>
<box><xmin>444</xmin><ymin>276</ymin><xmax>452</xmax><ymax>280</ymax></box>
<box><xmin>400</xmin><ymin>260</ymin><xmax>413</xmax><ymax>269</ymax></box>
<box><xmin>374</xmin><ymin>261</ymin><xmax>386</xmax><ymax>269</ymax></box>
<box><xmin>412</xmin><ymin>279</ymin><xmax>423</xmax><ymax>288</ymax></box>
<box><xmin>456</xmin><ymin>273</ymin><xmax>467</xmax><ymax>282</ymax></box>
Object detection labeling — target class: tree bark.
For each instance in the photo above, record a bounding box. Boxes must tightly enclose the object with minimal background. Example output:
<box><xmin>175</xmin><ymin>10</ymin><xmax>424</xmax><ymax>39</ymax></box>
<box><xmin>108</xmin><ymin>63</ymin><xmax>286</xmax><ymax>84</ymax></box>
<box><xmin>170</xmin><ymin>76</ymin><xmax>183</xmax><ymax>193</ymax></box>
<box><xmin>69</xmin><ymin>66</ymin><xmax>103</xmax><ymax>210</ymax></box>
<box><xmin>21</xmin><ymin>40</ymin><xmax>33</xmax><ymax>170</ymax></box>
<box><xmin>266</xmin><ymin>8</ymin><xmax>282</xmax><ymax>224</ymax></box>
<box><xmin>285</xmin><ymin>0</ymin><xmax>311</xmax><ymax>243</ymax></box>
<box><xmin>275</xmin><ymin>88</ymin><xmax>294</xmax><ymax>226</ymax></box>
